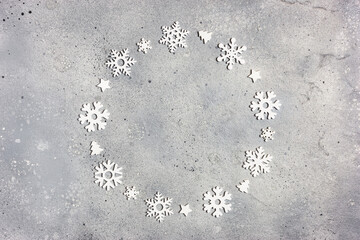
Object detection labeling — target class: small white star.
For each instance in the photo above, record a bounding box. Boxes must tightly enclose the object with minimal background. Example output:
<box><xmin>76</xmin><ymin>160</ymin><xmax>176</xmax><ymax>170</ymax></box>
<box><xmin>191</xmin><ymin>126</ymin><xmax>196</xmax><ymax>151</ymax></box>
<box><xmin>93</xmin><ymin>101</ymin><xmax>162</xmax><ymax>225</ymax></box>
<box><xmin>97</xmin><ymin>79</ymin><xmax>111</xmax><ymax>92</ymax></box>
<box><xmin>248</xmin><ymin>69</ymin><xmax>261</xmax><ymax>83</ymax></box>
<box><xmin>179</xmin><ymin>204</ymin><xmax>192</xmax><ymax>217</ymax></box>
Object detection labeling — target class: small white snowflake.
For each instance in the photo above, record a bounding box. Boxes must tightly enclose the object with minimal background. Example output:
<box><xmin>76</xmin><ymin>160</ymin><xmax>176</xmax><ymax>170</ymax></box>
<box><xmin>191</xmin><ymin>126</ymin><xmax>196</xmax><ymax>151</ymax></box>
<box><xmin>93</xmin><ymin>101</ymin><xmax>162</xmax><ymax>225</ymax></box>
<box><xmin>217</xmin><ymin>38</ymin><xmax>247</xmax><ymax>70</ymax></box>
<box><xmin>137</xmin><ymin>38</ymin><xmax>152</xmax><ymax>54</ymax></box>
<box><xmin>94</xmin><ymin>160</ymin><xmax>123</xmax><ymax>191</ymax></box>
<box><xmin>243</xmin><ymin>147</ymin><xmax>273</xmax><ymax>177</ymax></box>
<box><xmin>203</xmin><ymin>186</ymin><xmax>232</xmax><ymax>218</ymax></box>
<box><xmin>260</xmin><ymin>127</ymin><xmax>275</xmax><ymax>142</ymax></box>
<box><xmin>236</xmin><ymin>180</ymin><xmax>250</xmax><ymax>193</ymax></box>
<box><xmin>250</xmin><ymin>91</ymin><xmax>281</xmax><ymax>120</ymax></box>
<box><xmin>124</xmin><ymin>186</ymin><xmax>139</xmax><ymax>200</ymax></box>
<box><xmin>78</xmin><ymin>102</ymin><xmax>110</xmax><ymax>132</ymax></box>
<box><xmin>159</xmin><ymin>21</ymin><xmax>189</xmax><ymax>53</ymax></box>
<box><xmin>145</xmin><ymin>192</ymin><xmax>173</xmax><ymax>222</ymax></box>
<box><xmin>105</xmin><ymin>49</ymin><xmax>136</xmax><ymax>77</ymax></box>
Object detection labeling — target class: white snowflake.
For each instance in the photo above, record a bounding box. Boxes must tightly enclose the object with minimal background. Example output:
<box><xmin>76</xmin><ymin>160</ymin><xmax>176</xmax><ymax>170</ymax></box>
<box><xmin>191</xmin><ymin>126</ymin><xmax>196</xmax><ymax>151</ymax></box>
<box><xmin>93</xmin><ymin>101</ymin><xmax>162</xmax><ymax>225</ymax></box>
<box><xmin>137</xmin><ymin>38</ymin><xmax>152</xmax><ymax>54</ymax></box>
<box><xmin>78</xmin><ymin>102</ymin><xmax>110</xmax><ymax>132</ymax></box>
<box><xmin>243</xmin><ymin>147</ymin><xmax>273</xmax><ymax>177</ymax></box>
<box><xmin>159</xmin><ymin>21</ymin><xmax>189</xmax><ymax>53</ymax></box>
<box><xmin>145</xmin><ymin>192</ymin><xmax>173</xmax><ymax>222</ymax></box>
<box><xmin>217</xmin><ymin>38</ymin><xmax>247</xmax><ymax>70</ymax></box>
<box><xmin>94</xmin><ymin>160</ymin><xmax>123</xmax><ymax>191</ymax></box>
<box><xmin>236</xmin><ymin>180</ymin><xmax>250</xmax><ymax>193</ymax></box>
<box><xmin>105</xmin><ymin>49</ymin><xmax>136</xmax><ymax>77</ymax></box>
<box><xmin>260</xmin><ymin>127</ymin><xmax>275</xmax><ymax>142</ymax></box>
<box><xmin>250</xmin><ymin>91</ymin><xmax>281</xmax><ymax>120</ymax></box>
<box><xmin>203</xmin><ymin>186</ymin><xmax>232</xmax><ymax>218</ymax></box>
<box><xmin>124</xmin><ymin>186</ymin><xmax>139</xmax><ymax>200</ymax></box>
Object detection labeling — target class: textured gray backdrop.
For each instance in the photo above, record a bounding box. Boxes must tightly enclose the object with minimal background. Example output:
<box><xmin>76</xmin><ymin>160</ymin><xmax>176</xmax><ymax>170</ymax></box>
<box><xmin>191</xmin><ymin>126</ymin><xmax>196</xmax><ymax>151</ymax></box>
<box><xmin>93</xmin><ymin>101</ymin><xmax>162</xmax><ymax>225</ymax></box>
<box><xmin>0</xmin><ymin>0</ymin><xmax>359</xmax><ymax>239</ymax></box>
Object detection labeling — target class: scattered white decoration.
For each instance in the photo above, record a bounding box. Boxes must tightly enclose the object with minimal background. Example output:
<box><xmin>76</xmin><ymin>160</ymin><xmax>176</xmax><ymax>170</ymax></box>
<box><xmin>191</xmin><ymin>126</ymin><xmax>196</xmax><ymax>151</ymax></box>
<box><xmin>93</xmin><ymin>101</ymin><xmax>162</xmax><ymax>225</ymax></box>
<box><xmin>260</xmin><ymin>127</ymin><xmax>275</xmax><ymax>142</ymax></box>
<box><xmin>179</xmin><ymin>204</ymin><xmax>192</xmax><ymax>217</ymax></box>
<box><xmin>203</xmin><ymin>186</ymin><xmax>232</xmax><ymax>218</ymax></box>
<box><xmin>78</xmin><ymin>102</ymin><xmax>110</xmax><ymax>132</ymax></box>
<box><xmin>94</xmin><ymin>160</ymin><xmax>123</xmax><ymax>191</ymax></box>
<box><xmin>236</xmin><ymin>180</ymin><xmax>250</xmax><ymax>193</ymax></box>
<box><xmin>159</xmin><ymin>21</ymin><xmax>189</xmax><ymax>54</ymax></box>
<box><xmin>198</xmin><ymin>30</ymin><xmax>212</xmax><ymax>44</ymax></box>
<box><xmin>145</xmin><ymin>192</ymin><xmax>174</xmax><ymax>223</ymax></box>
<box><xmin>105</xmin><ymin>49</ymin><xmax>136</xmax><ymax>77</ymax></box>
<box><xmin>243</xmin><ymin>147</ymin><xmax>273</xmax><ymax>177</ymax></box>
<box><xmin>97</xmin><ymin>79</ymin><xmax>111</xmax><ymax>92</ymax></box>
<box><xmin>137</xmin><ymin>38</ymin><xmax>152</xmax><ymax>54</ymax></box>
<box><xmin>90</xmin><ymin>141</ymin><xmax>103</xmax><ymax>155</ymax></box>
<box><xmin>250</xmin><ymin>91</ymin><xmax>281</xmax><ymax>120</ymax></box>
<box><xmin>217</xmin><ymin>38</ymin><xmax>247</xmax><ymax>70</ymax></box>
<box><xmin>248</xmin><ymin>69</ymin><xmax>261</xmax><ymax>83</ymax></box>
<box><xmin>124</xmin><ymin>186</ymin><xmax>139</xmax><ymax>200</ymax></box>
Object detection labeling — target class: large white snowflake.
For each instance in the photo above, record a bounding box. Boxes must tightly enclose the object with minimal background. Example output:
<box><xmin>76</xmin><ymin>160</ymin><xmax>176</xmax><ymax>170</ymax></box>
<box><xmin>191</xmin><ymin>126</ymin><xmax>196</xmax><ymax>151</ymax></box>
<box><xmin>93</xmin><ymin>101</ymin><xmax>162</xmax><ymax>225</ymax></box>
<box><xmin>250</xmin><ymin>91</ymin><xmax>281</xmax><ymax>120</ymax></box>
<box><xmin>217</xmin><ymin>38</ymin><xmax>247</xmax><ymax>70</ymax></box>
<box><xmin>105</xmin><ymin>49</ymin><xmax>136</xmax><ymax>77</ymax></box>
<box><xmin>243</xmin><ymin>147</ymin><xmax>273</xmax><ymax>177</ymax></box>
<box><xmin>124</xmin><ymin>186</ymin><xmax>139</xmax><ymax>200</ymax></box>
<box><xmin>203</xmin><ymin>186</ymin><xmax>232</xmax><ymax>218</ymax></box>
<box><xmin>159</xmin><ymin>21</ymin><xmax>189</xmax><ymax>53</ymax></box>
<box><xmin>145</xmin><ymin>192</ymin><xmax>173</xmax><ymax>222</ymax></box>
<box><xmin>78</xmin><ymin>102</ymin><xmax>110</xmax><ymax>132</ymax></box>
<box><xmin>94</xmin><ymin>160</ymin><xmax>123</xmax><ymax>191</ymax></box>
<box><xmin>137</xmin><ymin>38</ymin><xmax>152</xmax><ymax>54</ymax></box>
<box><xmin>260</xmin><ymin>127</ymin><xmax>275</xmax><ymax>142</ymax></box>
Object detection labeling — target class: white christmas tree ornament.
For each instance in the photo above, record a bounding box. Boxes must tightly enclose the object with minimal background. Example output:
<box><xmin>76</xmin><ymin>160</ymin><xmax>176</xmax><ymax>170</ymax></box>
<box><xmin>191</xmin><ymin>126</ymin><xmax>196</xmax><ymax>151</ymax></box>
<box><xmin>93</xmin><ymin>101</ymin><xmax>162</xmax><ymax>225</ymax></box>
<box><xmin>90</xmin><ymin>141</ymin><xmax>103</xmax><ymax>155</ymax></box>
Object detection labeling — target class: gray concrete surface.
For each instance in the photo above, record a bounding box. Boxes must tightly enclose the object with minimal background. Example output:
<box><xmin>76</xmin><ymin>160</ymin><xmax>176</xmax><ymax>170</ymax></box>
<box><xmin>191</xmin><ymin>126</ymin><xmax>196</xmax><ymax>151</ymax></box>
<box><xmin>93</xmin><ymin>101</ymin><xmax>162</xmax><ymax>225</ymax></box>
<box><xmin>0</xmin><ymin>0</ymin><xmax>359</xmax><ymax>239</ymax></box>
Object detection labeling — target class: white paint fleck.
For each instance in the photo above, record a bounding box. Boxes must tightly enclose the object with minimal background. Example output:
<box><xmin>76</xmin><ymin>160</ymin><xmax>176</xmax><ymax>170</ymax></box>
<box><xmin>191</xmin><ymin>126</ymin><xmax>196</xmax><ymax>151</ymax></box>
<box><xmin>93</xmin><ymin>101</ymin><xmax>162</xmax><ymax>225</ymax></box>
<box><xmin>36</xmin><ymin>140</ymin><xmax>49</xmax><ymax>151</ymax></box>
<box><xmin>15</xmin><ymin>139</ymin><xmax>21</xmax><ymax>143</ymax></box>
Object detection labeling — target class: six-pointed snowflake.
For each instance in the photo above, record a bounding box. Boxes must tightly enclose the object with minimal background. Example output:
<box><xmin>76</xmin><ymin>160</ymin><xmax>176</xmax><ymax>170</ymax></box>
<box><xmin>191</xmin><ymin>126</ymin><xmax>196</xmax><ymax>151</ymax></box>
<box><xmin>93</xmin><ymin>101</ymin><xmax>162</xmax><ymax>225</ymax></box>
<box><xmin>217</xmin><ymin>38</ymin><xmax>247</xmax><ymax>70</ymax></box>
<box><xmin>260</xmin><ymin>127</ymin><xmax>275</xmax><ymax>142</ymax></box>
<box><xmin>105</xmin><ymin>49</ymin><xmax>136</xmax><ymax>77</ymax></box>
<box><xmin>78</xmin><ymin>102</ymin><xmax>110</xmax><ymax>132</ymax></box>
<box><xmin>145</xmin><ymin>192</ymin><xmax>173</xmax><ymax>222</ymax></box>
<box><xmin>159</xmin><ymin>21</ymin><xmax>189</xmax><ymax>53</ymax></box>
<box><xmin>94</xmin><ymin>160</ymin><xmax>123</xmax><ymax>191</ymax></box>
<box><xmin>250</xmin><ymin>91</ymin><xmax>281</xmax><ymax>120</ymax></box>
<box><xmin>203</xmin><ymin>186</ymin><xmax>232</xmax><ymax>218</ymax></box>
<box><xmin>124</xmin><ymin>186</ymin><xmax>139</xmax><ymax>200</ymax></box>
<box><xmin>137</xmin><ymin>38</ymin><xmax>152</xmax><ymax>54</ymax></box>
<box><xmin>243</xmin><ymin>147</ymin><xmax>273</xmax><ymax>177</ymax></box>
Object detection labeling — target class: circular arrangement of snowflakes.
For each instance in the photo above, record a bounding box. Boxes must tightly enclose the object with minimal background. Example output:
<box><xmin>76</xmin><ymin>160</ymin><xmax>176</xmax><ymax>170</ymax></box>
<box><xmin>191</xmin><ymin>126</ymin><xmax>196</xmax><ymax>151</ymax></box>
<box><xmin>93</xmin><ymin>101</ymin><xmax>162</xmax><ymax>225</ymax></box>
<box><xmin>78</xmin><ymin>21</ymin><xmax>281</xmax><ymax>222</ymax></box>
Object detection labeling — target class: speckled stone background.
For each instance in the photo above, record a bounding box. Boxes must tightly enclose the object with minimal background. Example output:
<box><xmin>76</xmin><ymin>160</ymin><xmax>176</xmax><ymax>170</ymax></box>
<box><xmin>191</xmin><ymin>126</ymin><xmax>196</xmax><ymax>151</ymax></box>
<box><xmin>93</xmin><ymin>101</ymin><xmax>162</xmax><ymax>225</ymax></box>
<box><xmin>0</xmin><ymin>0</ymin><xmax>359</xmax><ymax>239</ymax></box>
